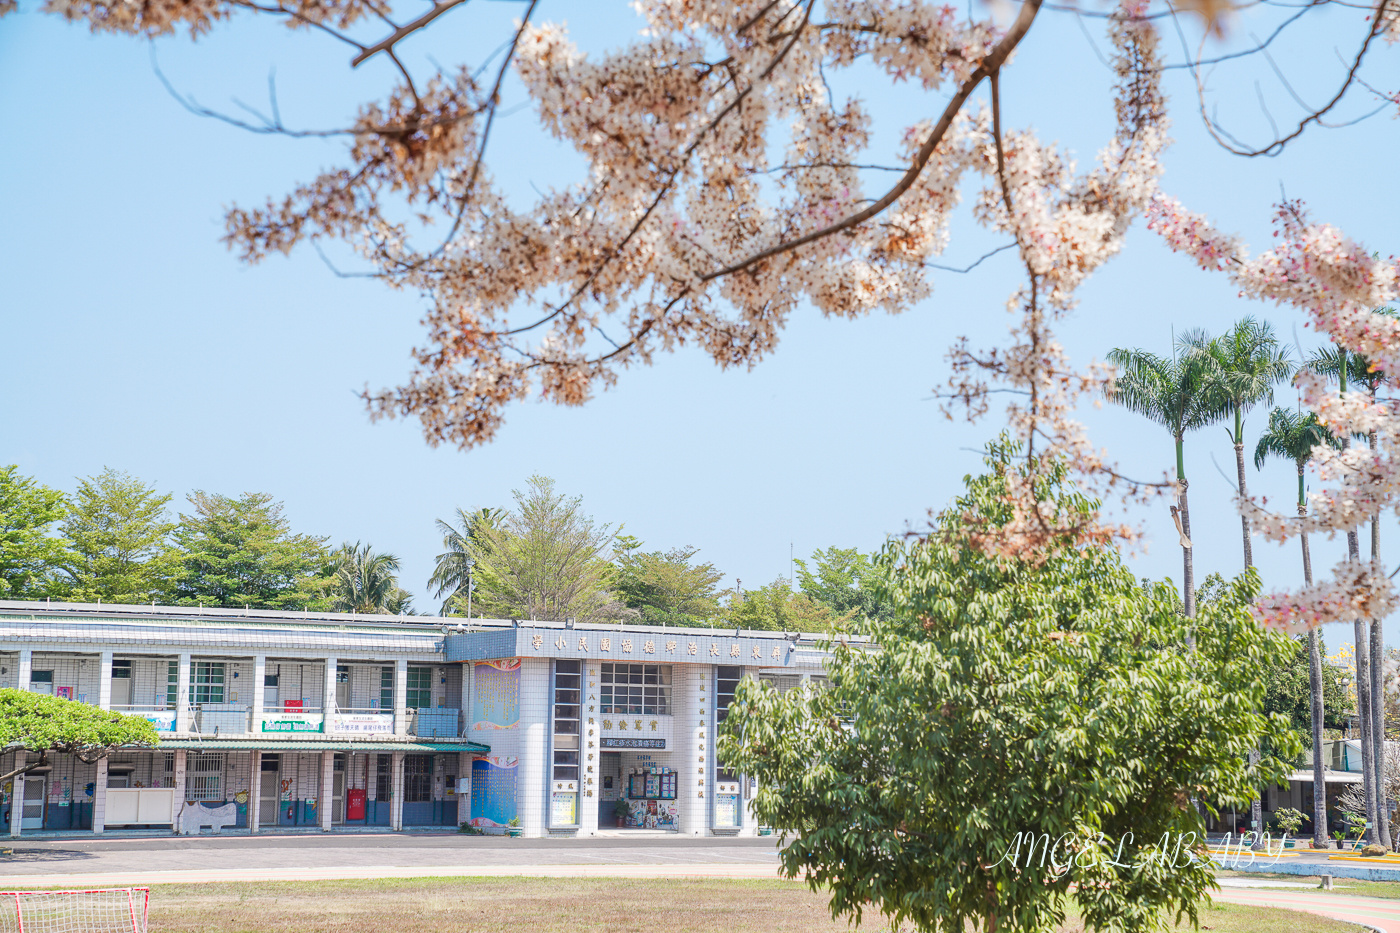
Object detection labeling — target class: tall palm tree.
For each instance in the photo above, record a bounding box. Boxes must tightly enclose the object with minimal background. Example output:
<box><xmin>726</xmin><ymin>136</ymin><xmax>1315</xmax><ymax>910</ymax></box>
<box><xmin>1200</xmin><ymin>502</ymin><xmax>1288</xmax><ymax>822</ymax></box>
<box><xmin>429</xmin><ymin>507</ymin><xmax>504</xmax><ymax>616</ymax></box>
<box><xmin>1182</xmin><ymin>317</ymin><xmax>1294</xmax><ymax>569</ymax></box>
<box><xmin>1106</xmin><ymin>345</ymin><xmax>1217</xmax><ymax>617</ymax></box>
<box><xmin>1309</xmin><ymin>335</ymin><xmax>1395</xmax><ymax>849</ymax></box>
<box><xmin>1256</xmin><ymin>406</ymin><xmax>1339</xmax><ymax>848</ymax></box>
<box><xmin>329</xmin><ymin>542</ymin><xmax>408</xmax><ymax>615</ymax></box>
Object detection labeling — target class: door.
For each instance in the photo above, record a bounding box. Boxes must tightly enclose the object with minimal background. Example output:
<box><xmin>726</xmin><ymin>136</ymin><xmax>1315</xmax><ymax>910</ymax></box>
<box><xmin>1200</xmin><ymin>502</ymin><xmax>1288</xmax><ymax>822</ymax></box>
<box><xmin>264</xmin><ymin>676</ymin><xmax>279</xmax><ymax>711</ymax></box>
<box><xmin>110</xmin><ymin>676</ymin><xmax>132</xmax><ymax>708</ymax></box>
<box><xmin>20</xmin><ymin>777</ymin><xmax>44</xmax><ymax>829</ymax></box>
<box><xmin>332</xmin><ymin>772</ymin><xmax>345</xmax><ymax>823</ymax></box>
<box><xmin>335</xmin><ymin>667</ymin><xmax>350</xmax><ymax>712</ymax></box>
<box><xmin>259</xmin><ymin>771</ymin><xmax>280</xmax><ymax>826</ymax></box>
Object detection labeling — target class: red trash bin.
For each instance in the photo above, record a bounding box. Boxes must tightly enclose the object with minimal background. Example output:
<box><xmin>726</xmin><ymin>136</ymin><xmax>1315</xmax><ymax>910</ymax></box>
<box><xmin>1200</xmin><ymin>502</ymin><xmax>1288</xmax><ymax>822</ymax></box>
<box><xmin>347</xmin><ymin>789</ymin><xmax>366</xmax><ymax>820</ymax></box>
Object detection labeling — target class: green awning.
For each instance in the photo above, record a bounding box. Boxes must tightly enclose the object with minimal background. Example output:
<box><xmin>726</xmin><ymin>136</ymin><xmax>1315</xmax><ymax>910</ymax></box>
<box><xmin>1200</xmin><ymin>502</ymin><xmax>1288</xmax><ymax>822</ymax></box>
<box><xmin>154</xmin><ymin>738</ymin><xmax>490</xmax><ymax>753</ymax></box>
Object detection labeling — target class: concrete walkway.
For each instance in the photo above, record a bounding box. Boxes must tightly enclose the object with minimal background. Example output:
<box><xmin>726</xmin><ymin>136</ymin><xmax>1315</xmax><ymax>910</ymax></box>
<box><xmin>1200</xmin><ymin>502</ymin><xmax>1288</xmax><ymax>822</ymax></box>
<box><xmin>1215</xmin><ymin>886</ymin><xmax>1400</xmax><ymax>933</ymax></box>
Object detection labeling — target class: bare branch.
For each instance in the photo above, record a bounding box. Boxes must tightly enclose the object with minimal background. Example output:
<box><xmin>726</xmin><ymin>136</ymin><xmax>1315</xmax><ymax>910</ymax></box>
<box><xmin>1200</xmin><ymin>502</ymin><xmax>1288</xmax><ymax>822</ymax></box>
<box><xmin>352</xmin><ymin>0</ymin><xmax>471</xmax><ymax>68</ymax></box>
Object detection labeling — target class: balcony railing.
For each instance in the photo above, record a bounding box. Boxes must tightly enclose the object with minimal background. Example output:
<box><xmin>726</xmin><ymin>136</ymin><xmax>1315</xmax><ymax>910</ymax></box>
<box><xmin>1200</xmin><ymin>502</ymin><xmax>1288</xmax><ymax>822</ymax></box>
<box><xmin>411</xmin><ymin>708</ymin><xmax>461</xmax><ymax>738</ymax></box>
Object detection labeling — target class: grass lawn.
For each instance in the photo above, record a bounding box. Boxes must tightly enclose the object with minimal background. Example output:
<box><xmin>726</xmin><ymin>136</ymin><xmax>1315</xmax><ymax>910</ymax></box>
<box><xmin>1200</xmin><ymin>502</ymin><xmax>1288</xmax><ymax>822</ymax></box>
<box><xmin>119</xmin><ymin>877</ymin><xmax>1362</xmax><ymax>933</ymax></box>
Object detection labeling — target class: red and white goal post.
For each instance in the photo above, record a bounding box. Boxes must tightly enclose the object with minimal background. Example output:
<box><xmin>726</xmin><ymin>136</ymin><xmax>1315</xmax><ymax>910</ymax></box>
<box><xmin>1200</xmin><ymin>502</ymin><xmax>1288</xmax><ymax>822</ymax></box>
<box><xmin>0</xmin><ymin>888</ymin><xmax>149</xmax><ymax>933</ymax></box>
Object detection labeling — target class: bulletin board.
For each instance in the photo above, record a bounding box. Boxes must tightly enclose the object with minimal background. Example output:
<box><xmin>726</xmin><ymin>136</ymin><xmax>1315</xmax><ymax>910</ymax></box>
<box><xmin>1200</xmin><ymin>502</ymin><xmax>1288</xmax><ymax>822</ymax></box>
<box><xmin>472</xmin><ymin>660</ymin><xmax>520</xmax><ymax>730</ymax></box>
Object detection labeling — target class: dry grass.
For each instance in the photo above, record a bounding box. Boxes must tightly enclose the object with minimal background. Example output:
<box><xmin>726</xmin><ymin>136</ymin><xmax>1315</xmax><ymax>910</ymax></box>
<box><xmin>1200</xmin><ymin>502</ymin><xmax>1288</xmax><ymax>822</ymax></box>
<box><xmin>130</xmin><ymin>877</ymin><xmax>1364</xmax><ymax>933</ymax></box>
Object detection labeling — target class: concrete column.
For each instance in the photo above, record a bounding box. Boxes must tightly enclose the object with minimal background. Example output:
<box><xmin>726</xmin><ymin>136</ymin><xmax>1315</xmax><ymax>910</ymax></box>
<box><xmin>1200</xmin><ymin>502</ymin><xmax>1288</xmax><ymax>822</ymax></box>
<box><xmin>176</xmin><ymin>653</ymin><xmax>192</xmax><ymax>733</ymax></box>
<box><xmin>390</xmin><ymin>751</ymin><xmax>405</xmax><ymax>831</ymax></box>
<box><xmin>98</xmin><ymin>650</ymin><xmax>113</xmax><ymax>710</ymax></box>
<box><xmin>17</xmin><ymin>649</ymin><xmax>32</xmax><ymax>693</ymax></box>
<box><xmin>393</xmin><ymin>659</ymin><xmax>408</xmax><ymax>736</ymax></box>
<box><xmin>249</xmin><ymin>750</ymin><xmax>261</xmax><ymax>834</ymax></box>
<box><xmin>517</xmin><ymin>659</ymin><xmax>549</xmax><ymax>838</ymax></box>
<box><xmin>323</xmin><ymin>657</ymin><xmax>338</xmax><ymax>716</ymax></box>
<box><xmin>457</xmin><ymin>751</ymin><xmax>471</xmax><ymax>827</ymax></box>
<box><xmin>9</xmin><ymin>753</ymin><xmax>22</xmax><ymax>838</ymax></box>
<box><xmin>92</xmin><ymin>758</ymin><xmax>108</xmax><ymax>834</ymax></box>
<box><xmin>251</xmin><ymin>655</ymin><xmax>266</xmax><ymax>734</ymax></box>
<box><xmin>581</xmin><ymin>661</ymin><xmax>600</xmax><ymax>837</ymax></box>
<box><xmin>320</xmin><ymin>751</ymin><xmax>334</xmax><ymax>832</ymax></box>
<box><xmin>171</xmin><ymin>749</ymin><xmax>187</xmax><ymax>831</ymax></box>
<box><xmin>679</xmin><ymin>665</ymin><xmax>708</xmax><ymax>836</ymax></box>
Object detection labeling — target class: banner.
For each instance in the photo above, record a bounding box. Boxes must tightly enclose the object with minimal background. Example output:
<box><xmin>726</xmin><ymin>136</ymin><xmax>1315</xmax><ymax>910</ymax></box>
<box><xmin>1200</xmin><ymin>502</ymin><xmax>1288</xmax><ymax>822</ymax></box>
<box><xmin>469</xmin><ymin>756</ymin><xmax>518</xmax><ymax>828</ymax></box>
<box><xmin>328</xmin><ymin>713</ymin><xmax>394</xmax><ymax>734</ymax></box>
<box><xmin>472</xmin><ymin>660</ymin><xmax>520</xmax><ymax>730</ymax></box>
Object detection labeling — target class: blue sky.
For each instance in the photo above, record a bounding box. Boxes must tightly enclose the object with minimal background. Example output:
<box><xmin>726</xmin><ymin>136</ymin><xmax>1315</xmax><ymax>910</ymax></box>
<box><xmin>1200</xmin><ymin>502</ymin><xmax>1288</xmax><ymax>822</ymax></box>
<box><xmin>1</xmin><ymin>0</ymin><xmax>1396</xmax><ymax>651</ymax></box>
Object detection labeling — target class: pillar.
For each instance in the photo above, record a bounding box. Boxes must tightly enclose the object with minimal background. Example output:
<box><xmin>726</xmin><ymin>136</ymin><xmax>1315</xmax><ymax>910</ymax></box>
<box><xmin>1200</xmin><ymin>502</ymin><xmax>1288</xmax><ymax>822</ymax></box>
<box><xmin>175</xmin><ymin>653</ymin><xmax>192</xmax><ymax>733</ymax></box>
<box><xmin>580</xmin><ymin>661</ymin><xmax>600</xmax><ymax>837</ymax></box>
<box><xmin>517</xmin><ymin>659</ymin><xmax>548</xmax><ymax>838</ymax></box>
<box><xmin>320</xmin><ymin>750</ymin><xmax>334</xmax><ymax>832</ymax></box>
<box><xmin>390</xmin><ymin>751</ymin><xmax>405</xmax><ymax>831</ymax></box>
<box><xmin>98</xmin><ymin>650</ymin><xmax>113</xmax><ymax>710</ymax></box>
<box><xmin>457</xmin><ymin>750</ymin><xmax>471</xmax><ymax>827</ymax></box>
<box><xmin>9</xmin><ymin>751</ymin><xmax>23</xmax><ymax>838</ymax></box>
<box><xmin>17</xmin><ymin>649</ymin><xmax>32</xmax><ymax>693</ymax></box>
<box><xmin>393</xmin><ymin>659</ymin><xmax>408</xmax><ymax>736</ymax></box>
<box><xmin>251</xmin><ymin>655</ymin><xmax>266</xmax><ymax>734</ymax></box>
<box><xmin>323</xmin><ymin>656</ymin><xmax>338</xmax><ymax>717</ymax></box>
<box><xmin>171</xmin><ymin>749</ymin><xmax>187</xmax><ymax>831</ymax></box>
<box><xmin>92</xmin><ymin>758</ymin><xmax>108</xmax><ymax>834</ymax></box>
<box><xmin>249</xmin><ymin>750</ymin><xmax>261</xmax><ymax>834</ymax></box>
<box><xmin>679</xmin><ymin>665</ymin><xmax>709</xmax><ymax>836</ymax></box>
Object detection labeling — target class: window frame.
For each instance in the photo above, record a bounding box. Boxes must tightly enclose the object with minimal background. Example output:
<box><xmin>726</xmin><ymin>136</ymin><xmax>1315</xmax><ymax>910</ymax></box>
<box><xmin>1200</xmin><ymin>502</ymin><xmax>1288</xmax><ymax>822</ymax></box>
<box><xmin>405</xmin><ymin>667</ymin><xmax>432</xmax><ymax>710</ymax></box>
<box><xmin>599</xmin><ymin>663</ymin><xmax>672</xmax><ymax>716</ymax></box>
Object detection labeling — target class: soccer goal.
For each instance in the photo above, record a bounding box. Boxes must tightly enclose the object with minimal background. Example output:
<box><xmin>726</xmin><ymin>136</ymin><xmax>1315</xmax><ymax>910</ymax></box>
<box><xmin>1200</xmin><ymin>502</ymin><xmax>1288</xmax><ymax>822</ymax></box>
<box><xmin>0</xmin><ymin>889</ymin><xmax>148</xmax><ymax>933</ymax></box>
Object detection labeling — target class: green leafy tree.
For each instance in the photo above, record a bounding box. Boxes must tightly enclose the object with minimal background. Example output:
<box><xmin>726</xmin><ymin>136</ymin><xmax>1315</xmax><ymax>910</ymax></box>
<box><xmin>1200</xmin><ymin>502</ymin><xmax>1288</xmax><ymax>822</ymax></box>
<box><xmin>723</xmin><ymin>577</ymin><xmax>847</xmax><ymax>634</ymax></box>
<box><xmin>60</xmin><ymin>467</ymin><xmax>179</xmax><ymax>603</ymax></box>
<box><xmin>613</xmin><ymin>537</ymin><xmax>724</xmax><ymax>626</ymax></box>
<box><xmin>794</xmin><ymin>546</ymin><xmax>893</xmax><ymax>622</ymax></box>
<box><xmin>1106</xmin><ymin>344</ymin><xmax>1216</xmax><ymax>618</ymax></box>
<box><xmin>172</xmin><ymin>491</ymin><xmax>332</xmax><ymax>610</ymax></box>
<box><xmin>430</xmin><ymin>507</ymin><xmax>504</xmax><ymax>616</ymax></box>
<box><xmin>719</xmin><ymin>444</ymin><xmax>1296</xmax><ymax>933</ymax></box>
<box><xmin>0</xmin><ymin>466</ymin><xmax>69</xmax><ymax>599</ymax></box>
<box><xmin>0</xmin><ymin>689</ymin><xmax>160</xmax><ymax>786</ymax></box>
<box><xmin>1255</xmin><ymin>405</ymin><xmax>1340</xmax><ymax>846</ymax></box>
<box><xmin>470</xmin><ymin>475</ymin><xmax>616</xmax><ymax>623</ymax></box>
<box><xmin>330</xmin><ymin>541</ymin><xmax>413</xmax><ymax>614</ymax></box>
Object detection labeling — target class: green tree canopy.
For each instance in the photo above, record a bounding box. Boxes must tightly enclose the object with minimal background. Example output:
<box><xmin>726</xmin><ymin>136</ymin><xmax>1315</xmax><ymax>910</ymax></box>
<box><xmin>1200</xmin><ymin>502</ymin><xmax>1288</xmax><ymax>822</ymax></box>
<box><xmin>0</xmin><ymin>466</ymin><xmax>68</xmax><ymax>599</ymax></box>
<box><xmin>794</xmin><ymin>546</ymin><xmax>893</xmax><ymax>622</ymax></box>
<box><xmin>0</xmin><ymin>689</ymin><xmax>160</xmax><ymax>784</ymax></box>
<box><xmin>60</xmin><ymin>467</ymin><xmax>179</xmax><ymax>603</ymax></box>
<box><xmin>613</xmin><ymin>537</ymin><xmax>724</xmax><ymax>627</ymax></box>
<box><xmin>172</xmin><ymin>491</ymin><xmax>332</xmax><ymax>610</ymax></box>
<box><xmin>719</xmin><ymin>444</ymin><xmax>1296</xmax><ymax>933</ymax></box>
<box><xmin>330</xmin><ymin>541</ymin><xmax>413</xmax><ymax>615</ymax></box>
<box><xmin>470</xmin><ymin>475</ymin><xmax>616</xmax><ymax>622</ymax></box>
<box><xmin>722</xmin><ymin>577</ymin><xmax>847</xmax><ymax>634</ymax></box>
<box><xmin>430</xmin><ymin>506</ymin><xmax>503</xmax><ymax>616</ymax></box>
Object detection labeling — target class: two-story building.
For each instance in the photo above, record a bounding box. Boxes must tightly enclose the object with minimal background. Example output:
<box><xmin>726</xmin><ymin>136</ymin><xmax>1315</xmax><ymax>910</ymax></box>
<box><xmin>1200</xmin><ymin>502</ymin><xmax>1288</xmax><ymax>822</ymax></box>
<box><xmin>0</xmin><ymin>601</ymin><xmax>834</xmax><ymax>838</ymax></box>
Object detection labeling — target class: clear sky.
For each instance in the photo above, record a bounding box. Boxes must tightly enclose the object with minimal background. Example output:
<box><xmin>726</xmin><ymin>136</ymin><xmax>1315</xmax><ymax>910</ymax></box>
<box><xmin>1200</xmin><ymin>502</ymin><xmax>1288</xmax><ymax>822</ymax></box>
<box><xmin>1</xmin><ymin>0</ymin><xmax>1396</xmax><ymax>653</ymax></box>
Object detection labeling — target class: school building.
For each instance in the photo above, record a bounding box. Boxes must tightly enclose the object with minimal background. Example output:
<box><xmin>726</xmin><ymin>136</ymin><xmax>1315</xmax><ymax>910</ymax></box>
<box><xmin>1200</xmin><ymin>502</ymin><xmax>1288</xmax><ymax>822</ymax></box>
<box><xmin>0</xmin><ymin>600</ymin><xmax>833</xmax><ymax>837</ymax></box>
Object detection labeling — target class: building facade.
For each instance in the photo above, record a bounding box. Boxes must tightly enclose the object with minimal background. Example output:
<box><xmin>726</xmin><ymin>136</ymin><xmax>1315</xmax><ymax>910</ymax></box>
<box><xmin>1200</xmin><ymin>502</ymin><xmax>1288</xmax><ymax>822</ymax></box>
<box><xmin>0</xmin><ymin>602</ymin><xmax>832</xmax><ymax>838</ymax></box>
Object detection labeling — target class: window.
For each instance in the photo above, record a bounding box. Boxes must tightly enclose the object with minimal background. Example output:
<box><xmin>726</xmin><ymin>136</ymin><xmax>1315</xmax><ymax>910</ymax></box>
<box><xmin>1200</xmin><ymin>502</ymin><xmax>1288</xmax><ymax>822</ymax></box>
<box><xmin>187</xmin><ymin>752</ymin><xmax>225</xmax><ymax>802</ymax></box>
<box><xmin>552</xmin><ymin>661</ymin><xmax>581</xmax><ymax>787</ymax></box>
<box><xmin>192</xmin><ymin>662</ymin><xmax>225</xmax><ymax>705</ymax></box>
<box><xmin>404</xmin><ymin>754</ymin><xmax>432</xmax><ymax>803</ymax></box>
<box><xmin>166</xmin><ymin>661</ymin><xmax>178</xmax><ymax>708</ymax></box>
<box><xmin>375</xmin><ymin>755</ymin><xmax>391</xmax><ymax>801</ymax></box>
<box><xmin>716</xmin><ymin>666</ymin><xmax>743</xmax><ymax>782</ymax></box>
<box><xmin>600</xmin><ymin>664</ymin><xmax>671</xmax><ymax>715</ymax></box>
<box><xmin>380</xmin><ymin>666</ymin><xmax>393</xmax><ymax>710</ymax></box>
<box><xmin>405</xmin><ymin>667</ymin><xmax>432</xmax><ymax>710</ymax></box>
<box><xmin>111</xmin><ymin>661</ymin><xmax>131</xmax><ymax>679</ymax></box>
<box><xmin>29</xmin><ymin>670</ymin><xmax>53</xmax><ymax>695</ymax></box>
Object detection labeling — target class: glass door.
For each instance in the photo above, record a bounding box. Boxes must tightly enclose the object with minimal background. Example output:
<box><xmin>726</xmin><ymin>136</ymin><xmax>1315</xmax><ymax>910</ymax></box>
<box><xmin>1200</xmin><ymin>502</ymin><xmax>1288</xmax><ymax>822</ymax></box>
<box><xmin>20</xmin><ymin>777</ymin><xmax>44</xmax><ymax>829</ymax></box>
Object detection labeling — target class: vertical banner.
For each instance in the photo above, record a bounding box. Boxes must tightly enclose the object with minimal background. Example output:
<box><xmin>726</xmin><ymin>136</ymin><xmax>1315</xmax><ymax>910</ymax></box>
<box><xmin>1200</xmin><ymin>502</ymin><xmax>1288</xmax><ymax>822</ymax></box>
<box><xmin>472</xmin><ymin>660</ymin><xmax>520</xmax><ymax>730</ymax></box>
<box><xmin>469</xmin><ymin>756</ymin><xmax>518</xmax><ymax>829</ymax></box>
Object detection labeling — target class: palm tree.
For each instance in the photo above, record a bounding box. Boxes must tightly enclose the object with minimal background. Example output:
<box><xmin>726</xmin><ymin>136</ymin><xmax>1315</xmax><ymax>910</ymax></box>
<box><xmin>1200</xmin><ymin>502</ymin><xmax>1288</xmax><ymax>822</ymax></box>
<box><xmin>1309</xmin><ymin>334</ymin><xmax>1395</xmax><ymax>849</ymax></box>
<box><xmin>1255</xmin><ymin>406</ymin><xmax>1339</xmax><ymax>848</ymax></box>
<box><xmin>1105</xmin><ymin>345</ymin><xmax>1217</xmax><ymax>617</ymax></box>
<box><xmin>329</xmin><ymin>542</ymin><xmax>409</xmax><ymax>615</ymax></box>
<box><xmin>429</xmin><ymin>507</ymin><xmax>504</xmax><ymax>616</ymax></box>
<box><xmin>1181</xmin><ymin>317</ymin><xmax>1294</xmax><ymax>569</ymax></box>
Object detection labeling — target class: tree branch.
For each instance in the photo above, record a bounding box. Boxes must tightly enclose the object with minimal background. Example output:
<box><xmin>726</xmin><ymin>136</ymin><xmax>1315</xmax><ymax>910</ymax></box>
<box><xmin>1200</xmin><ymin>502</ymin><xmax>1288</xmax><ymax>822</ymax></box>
<box><xmin>352</xmin><ymin>0</ymin><xmax>472</xmax><ymax>68</ymax></box>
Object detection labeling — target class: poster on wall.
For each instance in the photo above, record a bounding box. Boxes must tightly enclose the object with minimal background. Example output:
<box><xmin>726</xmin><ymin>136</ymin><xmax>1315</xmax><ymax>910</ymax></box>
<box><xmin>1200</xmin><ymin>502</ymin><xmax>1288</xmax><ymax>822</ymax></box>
<box><xmin>55</xmin><ymin>687</ymin><xmax>73</xmax><ymax>700</ymax></box>
<box><xmin>550</xmin><ymin>792</ymin><xmax>577</xmax><ymax>825</ymax></box>
<box><xmin>715</xmin><ymin>795</ymin><xmax>740</xmax><ymax>828</ymax></box>
<box><xmin>472</xmin><ymin>660</ymin><xmax>520</xmax><ymax>731</ymax></box>
<box><xmin>468</xmin><ymin>756</ymin><xmax>518</xmax><ymax>829</ymax></box>
<box><xmin>626</xmin><ymin>798</ymin><xmax>678</xmax><ymax>829</ymax></box>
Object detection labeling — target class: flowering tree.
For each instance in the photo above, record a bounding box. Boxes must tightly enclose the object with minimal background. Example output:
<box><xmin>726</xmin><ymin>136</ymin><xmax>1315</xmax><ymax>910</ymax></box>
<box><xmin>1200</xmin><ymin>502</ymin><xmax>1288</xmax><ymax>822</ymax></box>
<box><xmin>19</xmin><ymin>0</ymin><xmax>1399</xmax><ymax>629</ymax></box>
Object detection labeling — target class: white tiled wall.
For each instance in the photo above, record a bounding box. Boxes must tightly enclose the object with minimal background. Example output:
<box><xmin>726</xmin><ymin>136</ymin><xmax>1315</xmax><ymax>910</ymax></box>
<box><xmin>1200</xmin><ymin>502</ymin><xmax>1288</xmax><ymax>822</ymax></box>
<box><xmin>516</xmin><ymin>658</ymin><xmax>549</xmax><ymax>837</ymax></box>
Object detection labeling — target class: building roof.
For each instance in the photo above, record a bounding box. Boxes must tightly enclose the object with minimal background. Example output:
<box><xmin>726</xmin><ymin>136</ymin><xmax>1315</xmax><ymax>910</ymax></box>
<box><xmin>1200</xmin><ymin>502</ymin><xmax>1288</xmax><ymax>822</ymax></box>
<box><xmin>156</xmin><ymin>738</ymin><xmax>489</xmax><ymax>753</ymax></box>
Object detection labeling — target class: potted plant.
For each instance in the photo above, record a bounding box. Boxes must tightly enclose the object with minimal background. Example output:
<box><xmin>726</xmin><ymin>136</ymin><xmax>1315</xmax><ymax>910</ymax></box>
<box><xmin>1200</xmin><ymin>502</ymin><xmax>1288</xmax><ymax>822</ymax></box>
<box><xmin>1332</xmin><ymin>829</ymin><xmax>1347</xmax><ymax>850</ymax></box>
<box><xmin>613</xmin><ymin>797</ymin><xmax>631</xmax><ymax>828</ymax></box>
<box><xmin>506</xmin><ymin>816</ymin><xmax>522</xmax><ymax>838</ymax></box>
<box><xmin>1274</xmin><ymin>808</ymin><xmax>1303</xmax><ymax>847</ymax></box>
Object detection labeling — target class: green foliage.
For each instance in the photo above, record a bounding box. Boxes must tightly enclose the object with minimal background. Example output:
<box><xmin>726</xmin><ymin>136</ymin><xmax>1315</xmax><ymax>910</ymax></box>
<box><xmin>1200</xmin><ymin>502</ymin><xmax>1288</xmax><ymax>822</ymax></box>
<box><xmin>330</xmin><ymin>541</ymin><xmax>413</xmax><ymax>614</ymax></box>
<box><xmin>431</xmin><ymin>507</ymin><xmax>503</xmax><ymax>615</ymax></box>
<box><xmin>0</xmin><ymin>689</ymin><xmax>159</xmax><ymax>779</ymax></box>
<box><xmin>60</xmin><ymin>467</ymin><xmax>180</xmax><ymax>602</ymax></box>
<box><xmin>794</xmin><ymin>546</ymin><xmax>893</xmax><ymax>623</ymax></box>
<box><xmin>723</xmin><ymin>577</ymin><xmax>847</xmax><ymax>633</ymax></box>
<box><xmin>1261</xmin><ymin>634</ymin><xmax>1349</xmax><ymax>738</ymax></box>
<box><xmin>0</xmin><ymin>466</ymin><xmax>68</xmax><ymax>599</ymax></box>
<box><xmin>171</xmin><ymin>491</ymin><xmax>332</xmax><ymax>610</ymax></box>
<box><xmin>1180</xmin><ymin>317</ymin><xmax>1294</xmax><ymax>444</ymax></box>
<box><xmin>718</xmin><ymin>444</ymin><xmax>1298</xmax><ymax>933</ymax></box>
<box><xmin>470</xmin><ymin>475</ymin><xmax>616</xmax><ymax>623</ymax></box>
<box><xmin>1272</xmin><ymin>807</ymin><xmax>1305</xmax><ymax>836</ymax></box>
<box><xmin>613</xmin><ymin>537</ymin><xmax>724</xmax><ymax>626</ymax></box>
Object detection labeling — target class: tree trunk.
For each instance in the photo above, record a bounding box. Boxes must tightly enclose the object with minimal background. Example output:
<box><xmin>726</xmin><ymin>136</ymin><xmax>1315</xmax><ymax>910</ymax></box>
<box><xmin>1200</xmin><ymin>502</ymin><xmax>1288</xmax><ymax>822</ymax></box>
<box><xmin>1179</xmin><ymin>479</ymin><xmax>1195</xmax><ymax>618</ymax></box>
<box><xmin>1302</xmin><ymin>503</ymin><xmax>1329</xmax><ymax>848</ymax></box>
<box><xmin>1370</xmin><ymin>430</ymin><xmax>1390</xmax><ymax>849</ymax></box>
<box><xmin>1349</xmin><ymin>518</ymin><xmax>1381</xmax><ymax>844</ymax></box>
<box><xmin>1235</xmin><ymin>440</ymin><xmax>1253</xmax><ymax>570</ymax></box>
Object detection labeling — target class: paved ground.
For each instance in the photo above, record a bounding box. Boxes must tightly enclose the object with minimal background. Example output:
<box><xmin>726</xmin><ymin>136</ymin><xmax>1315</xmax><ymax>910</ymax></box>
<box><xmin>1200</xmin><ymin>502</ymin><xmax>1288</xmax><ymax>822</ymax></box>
<box><xmin>0</xmin><ymin>834</ymin><xmax>786</xmax><ymax>887</ymax></box>
<box><xmin>1216</xmin><ymin>886</ymin><xmax>1400</xmax><ymax>932</ymax></box>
